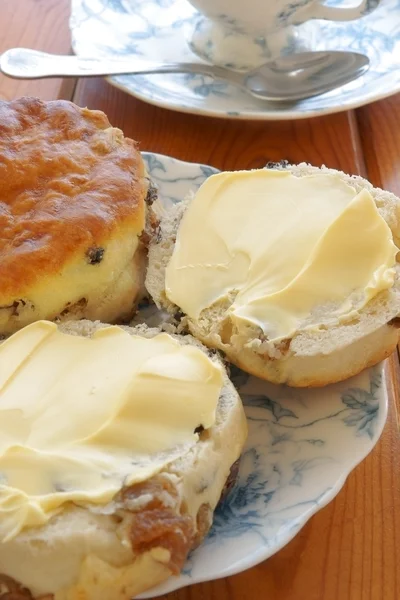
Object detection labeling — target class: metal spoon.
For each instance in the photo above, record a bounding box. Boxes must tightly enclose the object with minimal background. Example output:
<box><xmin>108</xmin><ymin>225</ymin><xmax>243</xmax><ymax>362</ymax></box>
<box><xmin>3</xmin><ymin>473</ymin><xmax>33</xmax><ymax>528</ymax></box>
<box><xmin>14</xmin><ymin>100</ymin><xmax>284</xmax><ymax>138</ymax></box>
<box><xmin>0</xmin><ymin>48</ymin><xmax>369</xmax><ymax>102</ymax></box>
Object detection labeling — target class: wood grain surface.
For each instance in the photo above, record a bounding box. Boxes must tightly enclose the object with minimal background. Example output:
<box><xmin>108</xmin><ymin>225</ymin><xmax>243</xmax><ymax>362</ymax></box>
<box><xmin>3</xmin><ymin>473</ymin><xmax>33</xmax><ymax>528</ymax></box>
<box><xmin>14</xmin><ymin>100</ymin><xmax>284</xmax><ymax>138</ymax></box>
<box><xmin>1</xmin><ymin>1</ymin><xmax>399</xmax><ymax>599</ymax></box>
<box><xmin>73</xmin><ymin>78</ymin><xmax>366</xmax><ymax>175</ymax></box>
<box><xmin>0</xmin><ymin>0</ymin><xmax>74</xmax><ymax>102</ymax></box>
<box><xmin>357</xmin><ymin>97</ymin><xmax>400</xmax><ymax>196</ymax></box>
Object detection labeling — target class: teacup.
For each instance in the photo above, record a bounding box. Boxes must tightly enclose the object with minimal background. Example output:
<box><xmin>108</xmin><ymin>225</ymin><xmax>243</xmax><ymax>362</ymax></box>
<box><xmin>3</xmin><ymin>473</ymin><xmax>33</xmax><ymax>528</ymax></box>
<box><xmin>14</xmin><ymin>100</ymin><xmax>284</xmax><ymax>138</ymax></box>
<box><xmin>185</xmin><ymin>0</ymin><xmax>381</xmax><ymax>68</ymax></box>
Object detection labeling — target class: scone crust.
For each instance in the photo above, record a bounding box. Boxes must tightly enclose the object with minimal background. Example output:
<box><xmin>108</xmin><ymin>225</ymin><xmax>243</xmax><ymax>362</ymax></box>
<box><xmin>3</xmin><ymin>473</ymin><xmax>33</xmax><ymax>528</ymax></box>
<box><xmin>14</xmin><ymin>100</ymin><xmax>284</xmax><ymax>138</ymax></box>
<box><xmin>0</xmin><ymin>97</ymin><xmax>147</xmax><ymax>304</ymax></box>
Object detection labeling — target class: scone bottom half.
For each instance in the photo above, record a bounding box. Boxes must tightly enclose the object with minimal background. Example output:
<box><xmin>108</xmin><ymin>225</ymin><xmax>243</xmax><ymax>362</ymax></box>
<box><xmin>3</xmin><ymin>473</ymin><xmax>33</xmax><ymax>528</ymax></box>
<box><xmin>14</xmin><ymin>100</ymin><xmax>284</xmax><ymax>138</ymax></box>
<box><xmin>146</xmin><ymin>161</ymin><xmax>400</xmax><ymax>387</ymax></box>
<box><xmin>0</xmin><ymin>320</ymin><xmax>247</xmax><ymax>600</ymax></box>
<box><xmin>0</xmin><ymin>97</ymin><xmax>159</xmax><ymax>335</ymax></box>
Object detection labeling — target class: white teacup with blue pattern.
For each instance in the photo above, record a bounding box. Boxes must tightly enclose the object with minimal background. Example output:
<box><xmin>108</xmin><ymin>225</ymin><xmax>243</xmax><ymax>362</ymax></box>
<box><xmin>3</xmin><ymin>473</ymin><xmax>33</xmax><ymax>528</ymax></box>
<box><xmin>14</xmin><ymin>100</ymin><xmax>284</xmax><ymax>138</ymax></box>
<box><xmin>185</xmin><ymin>0</ymin><xmax>382</xmax><ymax>68</ymax></box>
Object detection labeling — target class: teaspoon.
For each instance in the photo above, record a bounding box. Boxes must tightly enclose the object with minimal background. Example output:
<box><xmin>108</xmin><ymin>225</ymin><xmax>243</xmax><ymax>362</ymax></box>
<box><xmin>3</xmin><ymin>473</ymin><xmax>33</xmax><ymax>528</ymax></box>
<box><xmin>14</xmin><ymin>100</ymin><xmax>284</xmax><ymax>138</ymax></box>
<box><xmin>0</xmin><ymin>48</ymin><xmax>370</xmax><ymax>102</ymax></box>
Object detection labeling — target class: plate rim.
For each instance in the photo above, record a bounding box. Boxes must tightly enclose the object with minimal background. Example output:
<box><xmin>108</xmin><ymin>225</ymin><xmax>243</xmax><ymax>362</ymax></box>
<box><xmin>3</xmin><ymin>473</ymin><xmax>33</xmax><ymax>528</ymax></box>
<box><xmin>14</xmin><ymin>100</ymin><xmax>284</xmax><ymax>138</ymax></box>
<box><xmin>107</xmin><ymin>72</ymin><xmax>400</xmax><ymax>122</ymax></box>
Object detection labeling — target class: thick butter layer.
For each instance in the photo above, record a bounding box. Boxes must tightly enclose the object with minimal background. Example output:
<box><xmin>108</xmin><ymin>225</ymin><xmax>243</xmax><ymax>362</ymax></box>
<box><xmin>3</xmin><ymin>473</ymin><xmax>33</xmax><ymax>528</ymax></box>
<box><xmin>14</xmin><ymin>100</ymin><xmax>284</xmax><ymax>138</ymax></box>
<box><xmin>165</xmin><ymin>170</ymin><xmax>398</xmax><ymax>340</ymax></box>
<box><xmin>0</xmin><ymin>321</ymin><xmax>223</xmax><ymax>542</ymax></box>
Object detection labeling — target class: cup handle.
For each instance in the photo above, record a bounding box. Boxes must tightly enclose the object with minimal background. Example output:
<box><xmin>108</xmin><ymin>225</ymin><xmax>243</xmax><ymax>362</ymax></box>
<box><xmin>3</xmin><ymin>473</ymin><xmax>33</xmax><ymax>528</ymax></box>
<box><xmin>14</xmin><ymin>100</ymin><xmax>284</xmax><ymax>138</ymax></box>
<box><xmin>297</xmin><ymin>0</ymin><xmax>381</xmax><ymax>22</ymax></box>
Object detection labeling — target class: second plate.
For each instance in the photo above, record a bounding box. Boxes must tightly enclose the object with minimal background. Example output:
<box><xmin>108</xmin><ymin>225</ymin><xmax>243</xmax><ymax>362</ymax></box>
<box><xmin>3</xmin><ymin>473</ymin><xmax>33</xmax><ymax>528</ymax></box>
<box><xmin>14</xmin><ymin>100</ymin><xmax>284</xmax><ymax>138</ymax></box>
<box><xmin>70</xmin><ymin>0</ymin><xmax>400</xmax><ymax>120</ymax></box>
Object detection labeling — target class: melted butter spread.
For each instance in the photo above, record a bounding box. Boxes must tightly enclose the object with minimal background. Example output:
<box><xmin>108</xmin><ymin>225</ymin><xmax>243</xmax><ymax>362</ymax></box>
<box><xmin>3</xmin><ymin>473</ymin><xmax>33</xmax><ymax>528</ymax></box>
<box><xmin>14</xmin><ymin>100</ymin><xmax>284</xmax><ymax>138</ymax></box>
<box><xmin>165</xmin><ymin>170</ymin><xmax>398</xmax><ymax>340</ymax></box>
<box><xmin>0</xmin><ymin>321</ymin><xmax>223</xmax><ymax>542</ymax></box>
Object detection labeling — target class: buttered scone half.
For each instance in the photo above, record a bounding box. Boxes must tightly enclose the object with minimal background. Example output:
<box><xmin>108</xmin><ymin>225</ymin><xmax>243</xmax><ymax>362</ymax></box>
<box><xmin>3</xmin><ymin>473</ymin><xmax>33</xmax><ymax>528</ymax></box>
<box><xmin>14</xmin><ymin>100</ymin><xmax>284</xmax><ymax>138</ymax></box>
<box><xmin>147</xmin><ymin>162</ymin><xmax>400</xmax><ymax>387</ymax></box>
<box><xmin>0</xmin><ymin>97</ymin><xmax>158</xmax><ymax>335</ymax></box>
<box><xmin>0</xmin><ymin>320</ymin><xmax>247</xmax><ymax>600</ymax></box>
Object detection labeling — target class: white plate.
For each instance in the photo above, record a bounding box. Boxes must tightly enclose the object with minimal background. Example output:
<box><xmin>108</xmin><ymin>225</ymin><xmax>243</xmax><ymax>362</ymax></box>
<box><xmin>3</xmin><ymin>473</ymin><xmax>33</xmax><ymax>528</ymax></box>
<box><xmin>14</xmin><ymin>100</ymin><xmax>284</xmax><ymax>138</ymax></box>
<box><xmin>131</xmin><ymin>152</ymin><xmax>388</xmax><ymax>597</ymax></box>
<box><xmin>70</xmin><ymin>0</ymin><xmax>400</xmax><ymax>120</ymax></box>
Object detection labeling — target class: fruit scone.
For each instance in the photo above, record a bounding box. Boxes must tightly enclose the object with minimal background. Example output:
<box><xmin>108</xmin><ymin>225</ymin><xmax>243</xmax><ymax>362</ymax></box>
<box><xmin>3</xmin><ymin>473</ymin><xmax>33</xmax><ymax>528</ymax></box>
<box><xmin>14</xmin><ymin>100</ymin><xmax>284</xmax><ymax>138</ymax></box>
<box><xmin>0</xmin><ymin>320</ymin><xmax>247</xmax><ymax>600</ymax></box>
<box><xmin>0</xmin><ymin>97</ymin><xmax>158</xmax><ymax>335</ymax></box>
<box><xmin>146</xmin><ymin>162</ymin><xmax>400</xmax><ymax>387</ymax></box>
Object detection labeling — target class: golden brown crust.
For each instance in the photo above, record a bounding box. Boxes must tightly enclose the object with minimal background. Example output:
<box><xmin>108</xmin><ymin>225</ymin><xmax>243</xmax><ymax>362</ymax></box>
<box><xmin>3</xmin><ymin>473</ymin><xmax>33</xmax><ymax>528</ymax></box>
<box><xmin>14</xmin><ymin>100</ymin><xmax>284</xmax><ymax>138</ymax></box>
<box><xmin>0</xmin><ymin>97</ymin><xmax>147</xmax><ymax>303</ymax></box>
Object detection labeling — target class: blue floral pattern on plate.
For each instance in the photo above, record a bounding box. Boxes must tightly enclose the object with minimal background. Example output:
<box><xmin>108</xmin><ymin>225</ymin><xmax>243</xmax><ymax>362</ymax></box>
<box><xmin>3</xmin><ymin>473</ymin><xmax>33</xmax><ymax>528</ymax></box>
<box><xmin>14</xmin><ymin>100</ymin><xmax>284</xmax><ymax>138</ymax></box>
<box><xmin>70</xmin><ymin>0</ymin><xmax>400</xmax><ymax>120</ymax></box>
<box><xmin>131</xmin><ymin>153</ymin><xmax>389</xmax><ymax>597</ymax></box>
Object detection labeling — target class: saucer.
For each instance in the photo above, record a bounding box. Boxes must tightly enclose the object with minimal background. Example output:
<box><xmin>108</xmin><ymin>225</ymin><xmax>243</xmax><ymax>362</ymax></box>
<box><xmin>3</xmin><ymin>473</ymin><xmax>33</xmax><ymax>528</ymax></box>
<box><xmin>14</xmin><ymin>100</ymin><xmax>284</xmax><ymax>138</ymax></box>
<box><xmin>70</xmin><ymin>0</ymin><xmax>400</xmax><ymax>120</ymax></box>
<box><xmin>131</xmin><ymin>151</ymin><xmax>388</xmax><ymax>597</ymax></box>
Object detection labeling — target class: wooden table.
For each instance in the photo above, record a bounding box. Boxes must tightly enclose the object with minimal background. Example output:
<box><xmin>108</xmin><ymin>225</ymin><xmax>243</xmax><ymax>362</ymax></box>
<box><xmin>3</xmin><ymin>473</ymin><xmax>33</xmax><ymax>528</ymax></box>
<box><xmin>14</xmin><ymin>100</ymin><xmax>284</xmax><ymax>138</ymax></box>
<box><xmin>1</xmin><ymin>2</ymin><xmax>399</xmax><ymax>598</ymax></box>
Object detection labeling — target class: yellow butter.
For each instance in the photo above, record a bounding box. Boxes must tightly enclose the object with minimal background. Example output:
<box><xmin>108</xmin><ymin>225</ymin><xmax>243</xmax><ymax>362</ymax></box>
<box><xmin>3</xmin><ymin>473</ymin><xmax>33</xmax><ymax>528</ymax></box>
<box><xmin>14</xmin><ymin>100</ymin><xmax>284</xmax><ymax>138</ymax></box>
<box><xmin>165</xmin><ymin>169</ymin><xmax>398</xmax><ymax>340</ymax></box>
<box><xmin>0</xmin><ymin>321</ymin><xmax>223</xmax><ymax>541</ymax></box>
